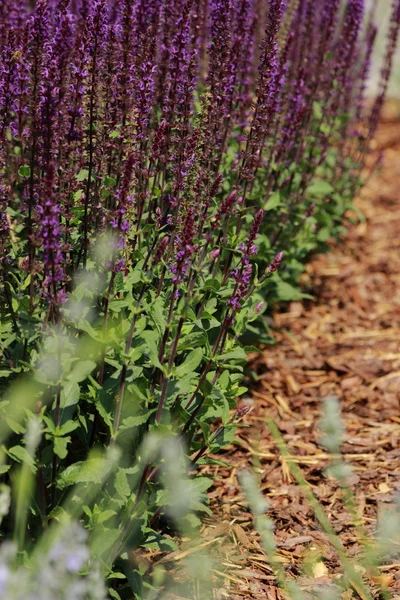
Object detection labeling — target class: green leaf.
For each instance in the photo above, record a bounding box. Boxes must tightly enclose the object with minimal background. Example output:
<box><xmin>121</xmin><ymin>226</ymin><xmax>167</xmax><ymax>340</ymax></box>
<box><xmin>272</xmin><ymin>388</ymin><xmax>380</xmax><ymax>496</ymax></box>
<box><xmin>68</xmin><ymin>360</ymin><xmax>96</xmax><ymax>383</ymax></box>
<box><xmin>274</xmin><ymin>278</ymin><xmax>313</xmax><ymax>302</ymax></box>
<box><xmin>54</xmin><ymin>436</ymin><xmax>70</xmax><ymax>459</ymax></box>
<box><xmin>5</xmin><ymin>417</ymin><xmax>26</xmax><ymax>435</ymax></box>
<box><xmin>76</xmin><ymin>169</ymin><xmax>89</xmax><ymax>182</ymax></box>
<box><xmin>204</xmin><ymin>278</ymin><xmax>221</xmax><ymax>291</ymax></box>
<box><xmin>149</xmin><ymin>296</ymin><xmax>167</xmax><ymax>336</ymax></box>
<box><xmin>7</xmin><ymin>445</ymin><xmax>35</xmax><ymax>468</ymax></box>
<box><xmin>58</xmin><ymin>420</ymin><xmax>79</xmax><ymax>436</ymax></box>
<box><xmin>91</xmin><ymin>528</ymin><xmax>121</xmax><ymax>559</ymax></box>
<box><xmin>95</xmin><ymin>509</ymin><xmax>117</xmax><ymax>525</ymax></box>
<box><xmin>18</xmin><ymin>165</ymin><xmax>31</xmax><ymax>178</ymax></box>
<box><xmin>115</xmin><ymin>469</ymin><xmax>131</xmax><ymax>501</ymax></box>
<box><xmin>264</xmin><ymin>191</ymin><xmax>281</xmax><ymax>211</ymax></box>
<box><xmin>244</xmin><ymin>345</ymin><xmax>262</xmax><ymax>354</ymax></box>
<box><xmin>143</xmin><ymin>531</ymin><xmax>178</xmax><ymax>552</ymax></box>
<box><xmin>190</xmin><ymin>476</ymin><xmax>214</xmax><ymax>494</ymax></box>
<box><xmin>103</xmin><ymin>176</ymin><xmax>117</xmax><ymax>187</ymax></box>
<box><xmin>140</xmin><ymin>330</ymin><xmax>163</xmax><ymax>370</ymax></box>
<box><xmin>119</xmin><ymin>410</ymin><xmax>155</xmax><ymax>433</ymax></box>
<box><xmin>313</xmin><ymin>101</ymin><xmax>323</xmax><ymax>120</ymax></box>
<box><xmin>0</xmin><ymin>370</ymin><xmax>12</xmax><ymax>378</ymax></box>
<box><xmin>73</xmin><ymin>189</ymin><xmax>83</xmax><ymax>202</ymax></box>
<box><xmin>184</xmin><ymin>513</ymin><xmax>201</xmax><ymax>528</ymax></box>
<box><xmin>317</xmin><ymin>226</ymin><xmax>330</xmax><ymax>242</ymax></box>
<box><xmin>216</xmin><ymin>347</ymin><xmax>247</xmax><ymax>362</ymax></box>
<box><xmin>174</xmin><ymin>348</ymin><xmax>203</xmax><ymax>377</ymax></box>
<box><xmin>307</xmin><ymin>180</ymin><xmax>334</xmax><ymax>196</ymax></box>
<box><xmin>107</xmin><ymin>572</ymin><xmax>126</xmax><ymax>580</ymax></box>
<box><xmin>57</xmin><ymin>457</ymin><xmax>110</xmax><ymax>489</ymax></box>
<box><xmin>60</xmin><ymin>381</ymin><xmax>80</xmax><ymax>408</ymax></box>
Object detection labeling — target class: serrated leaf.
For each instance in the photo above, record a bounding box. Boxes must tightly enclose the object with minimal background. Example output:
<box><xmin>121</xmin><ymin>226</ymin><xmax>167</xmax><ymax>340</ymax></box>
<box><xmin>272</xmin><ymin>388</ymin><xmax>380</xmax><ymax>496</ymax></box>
<box><xmin>149</xmin><ymin>296</ymin><xmax>166</xmax><ymax>336</ymax></box>
<box><xmin>190</xmin><ymin>476</ymin><xmax>213</xmax><ymax>494</ymax></box>
<box><xmin>68</xmin><ymin>360</ymin><xmax>96</xmax><ymax>383</ymax></box>
<box><xmin>184</xmin><ymin>513</ymin><xmax>201</xmax><ymax>528</ymax></box>
<box><xmin>115</xmin><ymin>469</ymin><xmax>131</xmax><ymax>500</ymax></box>
<box><xmin>60</xmin><ymin>381</ymin><xmax>80</xmax><ymax>408</ymax></box>
<box><xmin>54</xmin><ymin>436</ymin><xmax>70</xmax><ymax>459</ymax></box>
<box><xmin>119</xmin><ymin>410</ymin><xmax>155</xmax><ymax>433</ymax></box>
<box><xmin>204</xmin><ymin>278</ymin><xmax>221</xmax><ymax>291</ymax></box>
<box><xmin>140</xmin><ymin>330</ymin><xmax>163</xmax><ymax>370</ymax></box>
<box><xmin>57</xmin><ymin>457</ymin><xmax>110</xmax><ymax>489</ymax></box>
<box><xmin>174</xmin><ymin>348</ymin><xmax>203</xmax><ymax>377</ymax></box>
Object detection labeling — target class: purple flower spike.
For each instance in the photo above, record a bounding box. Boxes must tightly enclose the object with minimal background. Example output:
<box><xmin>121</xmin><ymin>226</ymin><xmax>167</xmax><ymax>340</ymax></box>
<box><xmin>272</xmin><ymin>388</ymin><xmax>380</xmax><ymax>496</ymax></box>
<box><xmin>255</xmin><ymin>301</ymin><xmax>264</xmax><ymax>313</ymax></box>
<box><xmin>267</xmin><ymin>251</ymin><xmax>284</xmax><ymax>274</ymax></box>
<box><xmin>170</xmin><ymin>208</ymin><xmax>198</xmax><ymax>285</ymax></box>
<box><xmin>38</xmin><ymin>164</ymin><xmax>65</xmax><ymax>304</ymax></box>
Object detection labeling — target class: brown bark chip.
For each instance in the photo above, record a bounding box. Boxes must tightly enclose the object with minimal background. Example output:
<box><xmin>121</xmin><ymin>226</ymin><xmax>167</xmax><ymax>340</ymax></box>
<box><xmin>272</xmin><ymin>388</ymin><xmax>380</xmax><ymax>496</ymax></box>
<box><xmin>198</xmin><ymin>114</ymin><xmax>400</xmax><ymax>599</ymax></box>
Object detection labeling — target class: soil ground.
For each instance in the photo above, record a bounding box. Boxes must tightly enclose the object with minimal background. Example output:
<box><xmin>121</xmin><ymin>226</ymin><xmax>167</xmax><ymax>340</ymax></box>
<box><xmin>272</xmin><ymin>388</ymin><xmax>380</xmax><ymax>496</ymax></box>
<box><xmin>156</xmin><ymin>107</ymin><xmax>400</xmax><ymax>600</ymax></box>
<box><xmin>201</xmin><ymin>104</ymin><xmax>400</xmax><ymax>600</ymax></box>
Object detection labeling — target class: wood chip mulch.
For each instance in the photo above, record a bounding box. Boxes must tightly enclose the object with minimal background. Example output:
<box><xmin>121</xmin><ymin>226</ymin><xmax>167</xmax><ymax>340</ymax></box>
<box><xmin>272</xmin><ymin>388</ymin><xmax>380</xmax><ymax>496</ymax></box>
<box><xmin>156</xmin><ymin>105</ymin><xmax>400</xmax><ymax>600</ymax></box>
<box><xmin>195</xmin><ymin>106</ymin><xmax>400</xmax><ymax>599</ymax></box>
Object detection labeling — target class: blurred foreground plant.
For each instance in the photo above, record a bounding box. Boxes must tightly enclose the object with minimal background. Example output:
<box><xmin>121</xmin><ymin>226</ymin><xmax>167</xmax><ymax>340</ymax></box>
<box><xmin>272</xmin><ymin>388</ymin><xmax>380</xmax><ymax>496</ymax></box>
<box><xmin>240</xmin><ymin>404</ymin><xmax>400</xmax><ymax>600</ymax></box>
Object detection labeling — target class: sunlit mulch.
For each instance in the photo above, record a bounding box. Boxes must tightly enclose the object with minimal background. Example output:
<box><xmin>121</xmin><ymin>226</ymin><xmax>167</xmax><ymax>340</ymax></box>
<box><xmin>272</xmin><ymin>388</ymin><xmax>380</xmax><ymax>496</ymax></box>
<box><xmin>153</xmin><ymin>107</ymin><xmax>400</xmax><ymax>600</ymax></box>
<box><xmin>195</xmin><ymin>106</ymin><xmax>400</xmax><ymax>599</ymax></box>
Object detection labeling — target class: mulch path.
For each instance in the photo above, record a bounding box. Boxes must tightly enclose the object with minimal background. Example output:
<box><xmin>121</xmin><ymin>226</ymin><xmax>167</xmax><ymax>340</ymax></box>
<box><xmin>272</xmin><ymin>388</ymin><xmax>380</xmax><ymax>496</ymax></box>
<box><xmin>196</xmin><ymin>106</ymin><xmax>400</xmax><ymax>599</ymax></box>
<box><xmin>156</xmin><ymin>107</ymin><xmax>400</xmax><ymax>600</ymax></box>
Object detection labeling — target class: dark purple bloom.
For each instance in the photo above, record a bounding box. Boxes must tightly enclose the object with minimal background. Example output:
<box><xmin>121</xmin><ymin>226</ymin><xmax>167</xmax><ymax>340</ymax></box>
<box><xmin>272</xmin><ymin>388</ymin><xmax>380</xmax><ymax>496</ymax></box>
<box><xmin>212</xmin><ymin>189</ymin><xmax>239</xmax><ymax>227</ymax></box>
<box><xmin>241</xmin><ymin>0</ymin><xmax>285</xmax><ymax>180</ymax></box>
<box><xmin>242</xmin><ymin>209</ymin><xmax>264</xmax><ymax>263</ymax></box>
<box><xmin>229</xmin><ymin>263</ymin><xmax>253</xmax><ymax>311</ymax></box>
<box><xmin>109</xmin><ymin>152</ymin><xmax>135</xmax><ymax>247</ymax></box>
<box><xmin>267</xmin><ymin>251</ymin><xmax>284</xmax><ymax>274</ymax></box>
<box><xmin>170</xmin><ymin>208</ymin><xmax>197</xmax><ymax>285</ymax></box>
<box><xmin>154</xmin><ymin>235</ymin><xmax>170</xmax><ymax>265</ymax></box>
<box><xmin>38</xmin><ymin>164</ymin><xmax>65</xmax><ymax>303</ymax></box>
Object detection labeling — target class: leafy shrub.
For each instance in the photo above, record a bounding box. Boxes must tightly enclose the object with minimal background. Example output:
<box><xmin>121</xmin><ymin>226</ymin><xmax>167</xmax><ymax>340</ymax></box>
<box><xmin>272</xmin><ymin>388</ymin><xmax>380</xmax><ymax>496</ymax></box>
<box><xmin>0</xmin><ymin>0</ymin><xmax>399</xmax><ymax>597</ymax></box>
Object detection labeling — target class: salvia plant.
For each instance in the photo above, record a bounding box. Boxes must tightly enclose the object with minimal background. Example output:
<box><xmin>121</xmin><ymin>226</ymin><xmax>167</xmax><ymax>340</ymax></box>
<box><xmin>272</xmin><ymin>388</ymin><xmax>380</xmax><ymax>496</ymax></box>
<box><xmin>0</xmin><ymin>0</ymin><xmax>399</xmax><ymax>597</ymax></box>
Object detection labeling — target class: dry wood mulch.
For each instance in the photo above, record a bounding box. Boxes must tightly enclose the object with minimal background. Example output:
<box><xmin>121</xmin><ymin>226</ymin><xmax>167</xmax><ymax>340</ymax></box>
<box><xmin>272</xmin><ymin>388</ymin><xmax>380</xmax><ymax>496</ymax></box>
<box><xmin>195</xmin><ymin>106</ymin><xmax>400</xmax><ymax>599</ymax></box>
<box><xmin>155</xmin><ymin>108</ymin><xmax>400</xmax><ymax>600</ymax></box>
